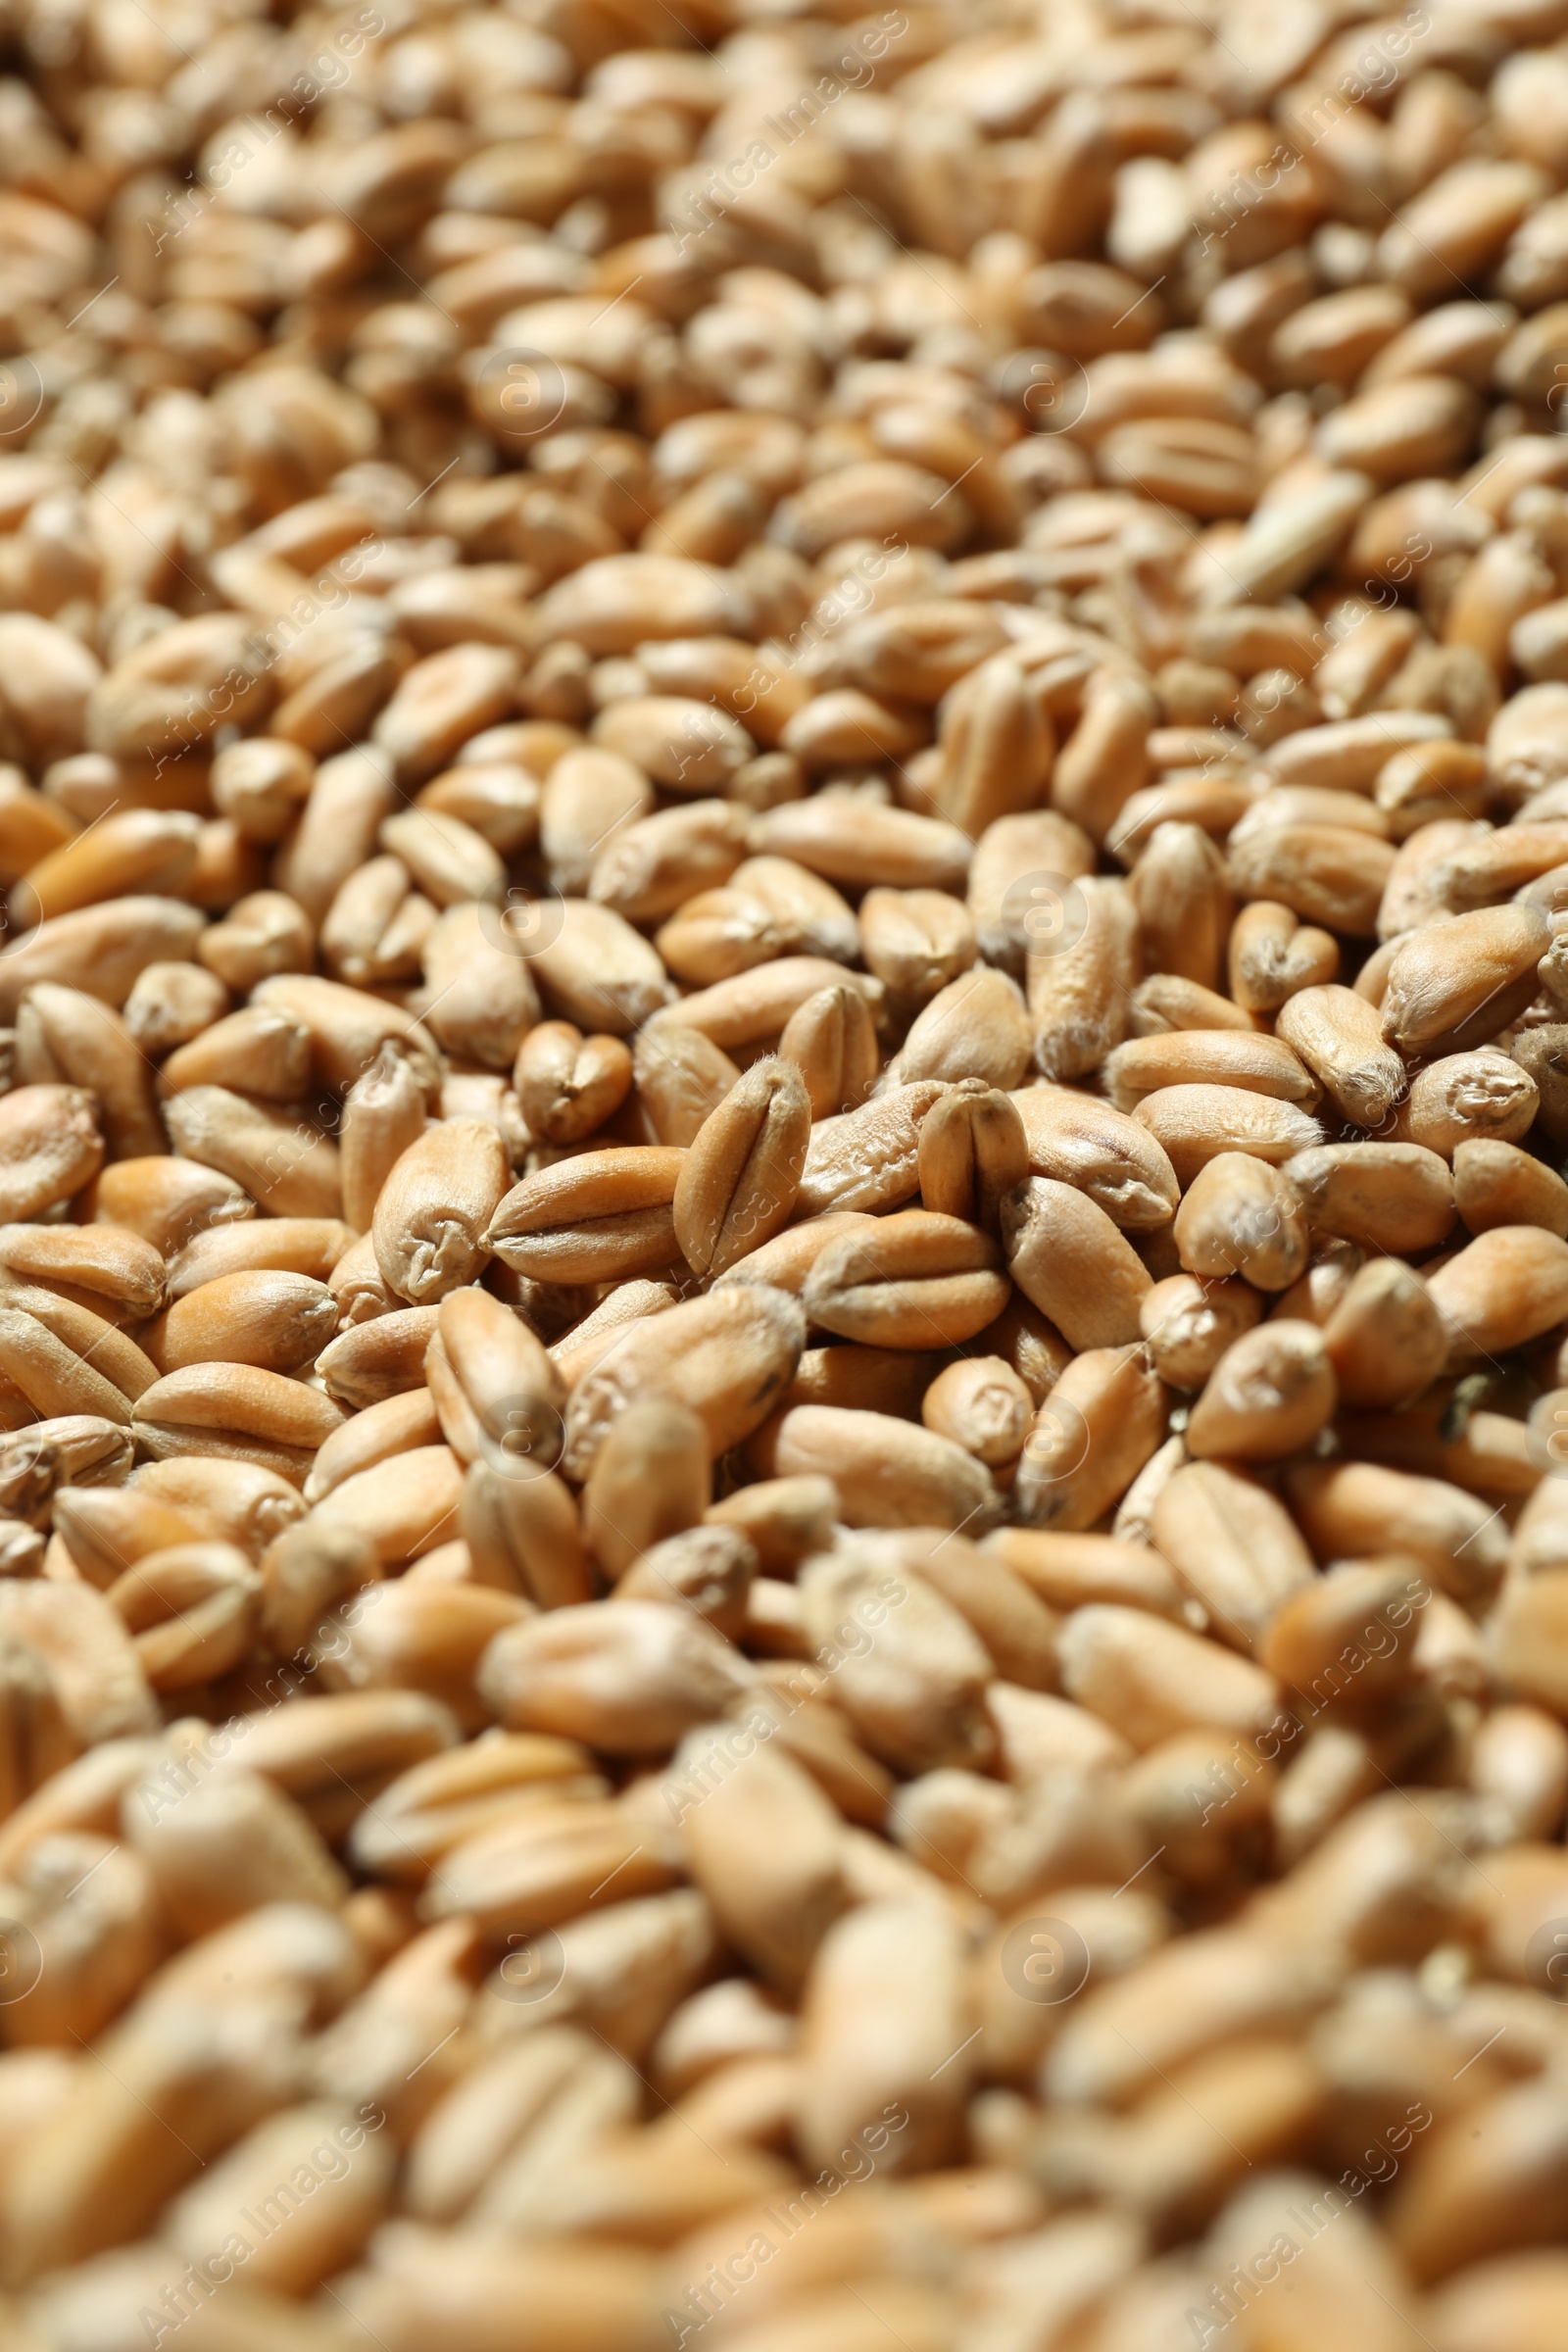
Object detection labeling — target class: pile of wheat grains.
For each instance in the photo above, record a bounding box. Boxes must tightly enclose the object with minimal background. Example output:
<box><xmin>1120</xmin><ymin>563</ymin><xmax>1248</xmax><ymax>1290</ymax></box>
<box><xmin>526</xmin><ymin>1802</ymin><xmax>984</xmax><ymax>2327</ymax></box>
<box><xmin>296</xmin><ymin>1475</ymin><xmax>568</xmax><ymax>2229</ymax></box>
<box><xmin>7</xmin><ymin>0</ymin><xmax>1568</xmax><ymax>2345</ymax></box>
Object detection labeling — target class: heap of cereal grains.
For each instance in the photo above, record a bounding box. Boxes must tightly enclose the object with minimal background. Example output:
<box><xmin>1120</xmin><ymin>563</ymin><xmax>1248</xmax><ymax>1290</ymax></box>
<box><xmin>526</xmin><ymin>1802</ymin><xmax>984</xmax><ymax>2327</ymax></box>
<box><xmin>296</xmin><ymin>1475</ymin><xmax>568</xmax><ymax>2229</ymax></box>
<box><xmin>1</xmin><ymin>0</ymin><xmax>1568</xmax><ymax>2345</ymax></box>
